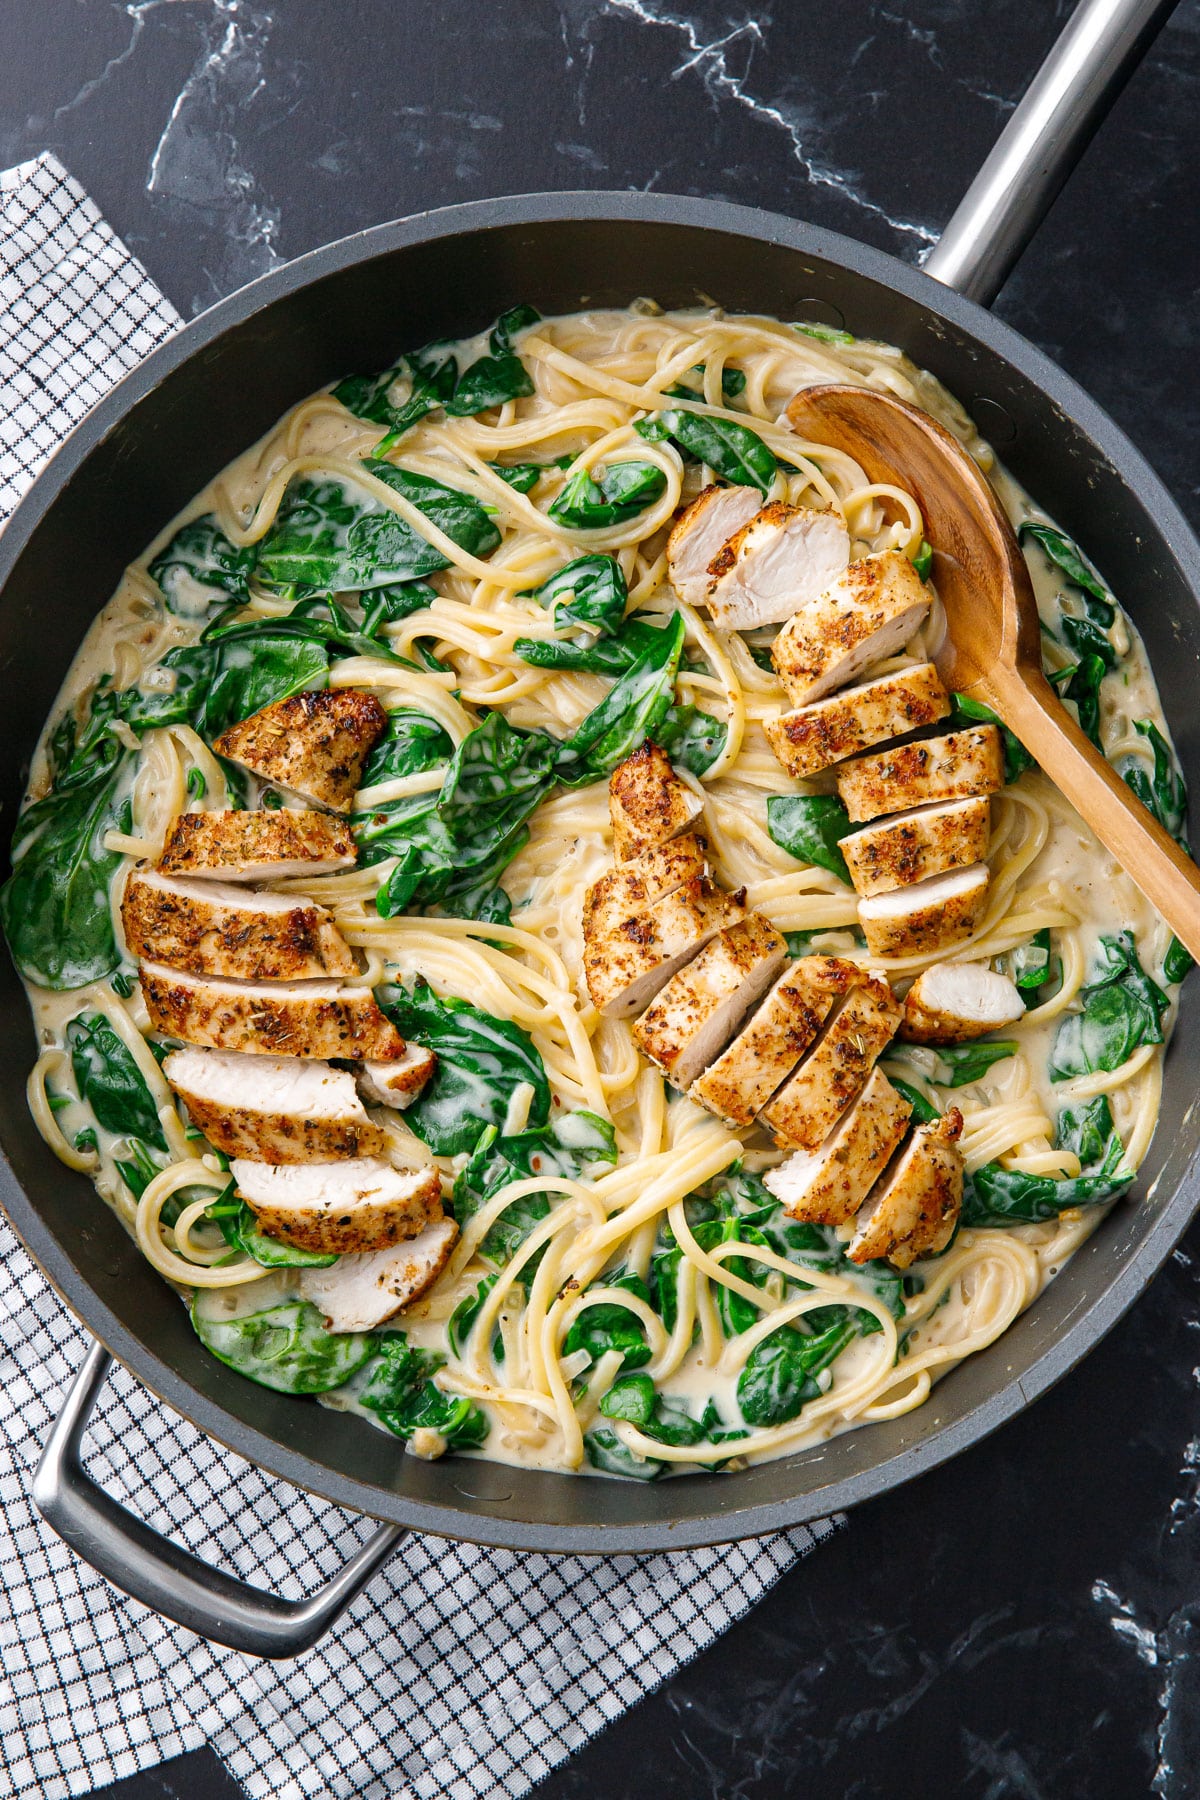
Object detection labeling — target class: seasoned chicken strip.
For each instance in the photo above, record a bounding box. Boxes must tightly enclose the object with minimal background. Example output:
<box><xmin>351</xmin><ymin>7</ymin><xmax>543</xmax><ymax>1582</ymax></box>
<box><xmin>771</xmin><ymin>551</ymin><xmax>930</xmax><ymax>707</ymax></box>
<box><xmin>609</xmin><ymin>740</ymin><xmax>704</xmax><ymax>863</ymax></box>
<box><xmin>632</xmin><ymin>913</ymin><xmax>787</xmax><ymax>1090</ymax></box>
<box><xmin>764</xmin><ymin>662</ymin><xmax>949</xmax><ymax>780</ymax></box>
<box><xmin>583</xmin><ymin>833</ymin><xmax>709</xmax><ymax>942</ymax></box>
<box><xmin>841</xmin><ymin>796</ymin><xmax>991</xmax><ymax>897</ymax></box>
<box><xmin>139</xmin><ymin>964</ymin><xmax>407</xmax><ymax>1060</ymax></box>
<box><xmin>900</xmin><ymin>961</ymin><xmax>1024</xmax><ymax>1043</ymax></box>
<box><xmin>231</xmin><ymin>1156</ymin><xmax>442</xmax><ymax>1255</ymax></box>
<box><xmin>857</xmin><ymin>864</ymin><xmax>990</xmax><ymax>958</ymax></box>
<box><xmin>763</xmin><ymin>1067</ymin><xmax>912</xmax><ymax>1225</ymax></box>
<box><xmin>760</xmin><ymin>973</ymin><xmax>902</xmax><ymax>1151</ymax></box>
<box><xmin>666</xmin><ymin>483</ymin><xmax>762</xmax><ymax>606</ymax></box>
<box><xmin>214</xmin><ymin>689</ymin><xmax>387</xmax><ymax>813</ymax></box>
<box><xmin>299</xmin><ymin>1218</ymin><xmax>458</xmax><ymax>1333</ymax></box>
<box><xmin>158</xmin><ymin>809</ymin><xmax>357</xmax><ymax>881</ymax></box>
<box><xmin>836</xmin><ymin>725</ymin><xmax>1004</xmax><ymax>824</ymax></box>
<box><xmin>689</xmin><ymin>955</ymin><xmax>861</xmax><ymax>1126</ymax></box>
<box><xmin>122</xmin><ymin>868</ymin><xmax>357</xmax><ymax>981</ymax></box>
<box><xmin>848</xmin><ymin>1110</ymin><xmax>964</xmax><ymax>1268</ymax></box>
<box><xmin>164</xmin><ymin>1048</ymin><xmax>387</xmax><ymax>1162</ymax></box>
<box><xmin>583</xmin><ymin>877</ymin><xmax>747</xmax><ymax>1019</ymax></box>
<box><xmin>358</xmin><ymin>1044</ymin><xmax>437</xmax><ymax>1109</ymax></box>
<box><xmin>703</xmin><ymin>501</ymin><xmax>851</xmax><ymax>630</ymax></box>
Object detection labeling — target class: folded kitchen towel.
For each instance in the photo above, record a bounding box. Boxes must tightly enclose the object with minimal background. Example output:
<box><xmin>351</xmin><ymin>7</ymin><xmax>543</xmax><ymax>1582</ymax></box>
<box><xmin>0</xmin><ymin>154</ymin><xmax>837</xmax><ymax>1800</ymax></box>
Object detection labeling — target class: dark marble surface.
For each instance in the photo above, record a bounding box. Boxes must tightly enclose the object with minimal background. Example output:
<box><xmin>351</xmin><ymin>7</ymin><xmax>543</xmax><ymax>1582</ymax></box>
<box><xmin>3</xmin><ymin>1</ymin><xmax>1200</xmax><ymax>1795</ymax></box>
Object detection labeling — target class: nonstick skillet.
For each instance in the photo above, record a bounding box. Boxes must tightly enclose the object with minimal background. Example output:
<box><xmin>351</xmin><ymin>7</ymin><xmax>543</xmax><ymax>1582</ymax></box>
<box><xmin>2</xmin><ymin>0</ymin><xmax>1197</xmax><ymax>1655</ymax></box>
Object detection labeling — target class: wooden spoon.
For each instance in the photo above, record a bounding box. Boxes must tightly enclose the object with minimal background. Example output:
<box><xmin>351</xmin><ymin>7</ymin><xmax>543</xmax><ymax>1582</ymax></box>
<box><xmin>786</xmin><ymin>382</ymin><xmax>1200</xmax><ymax>964</ymax></box>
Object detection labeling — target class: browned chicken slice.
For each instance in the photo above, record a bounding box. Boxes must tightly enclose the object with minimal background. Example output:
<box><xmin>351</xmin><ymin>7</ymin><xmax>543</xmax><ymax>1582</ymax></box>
<box><xmin>609</xmin><ymin>740</ymin><xmax>704</xmax><ymax>863</ymax></box>
<box><xmin>299</xmin><ymin>1218</ymin><xmax>458</xmax><ymax>1333</ymax></box>
<box><xmin>583</xmin><ymin>833</ymin><xmax>709</xmax><ymax>942</ymax></box>
<box><xmin>583</xmin><ymin>878</ymin><xmax>747</xmax><ymax>1019</ymax></box>
<box><xmin>213</xmin><ymin>689</ymin><xmax>387</xmax><ymax>813</ymax></box>
<box><xmin>122</xmin><ymin>868</ymin><xmax>357</xmax><ymax>981</ymax></box>
<box><xmin>836</xmin><ymin>725</ymin><xmax>1004</xmax><ymax>824</ymax></box>
<box><xmin>231</xmin><ymin>1156</ymin><xmax>442</xmax><ymax>1255</ymax></box>
<box><xmin>840</xmin><ymin>796</ymin><xmax>991</xmax><ymax>898</ymax></box>
<box><xmin>158</xmin><ymin>809</ymin><xmax>357</xmax><ymax>881</ymax></box>
<box><xmin>857</xmin><ymin>864</ymin><xmax>990</xmax><ymax>958</ymax></box>
<box><xmin>666</xmin><ymin>484</ymin><xmax>763</xmax><ymax>606</ymax></box>
<box><xmin>357</xmin><ymin>1045</ymin><xmax>438</xmax><ymax>1110</ymax></box>
<box><xmin>764</xmin><ymin>662</ymin><xmax>949</xmax><ymax>780</ymax></box>
<box><xmin>632</xmin><ymin>913</ymin><xmax>788</xmax><ymax>1090</ymax></box>
<box><xmin>139</xmin><ymin>963</ymin><xmax>407</xmax><ymax>1060</ymax></box>
<box><xmin>163</xmin><ymin>1048</ymin><xmax>387</xmax><ymax>1162</ymax></box>
<box><xmin>848</xmin><ymin>1110</ymin><xmax>964</xmax><ymax>1268</ymax></box>
<box><xmin>900</xmin><ymin>961</ymin><xmax>1024</xmax><ymax>1044</ymax></box>
<box><xmin>760</xmin><ymin>973</ymin><xmax>902</xmax><ymax>1151</ymax></box>
<box><xmin>703</xmin><ymin>501</ymin><xmax>851</xmax><ymax>630</ymax></box>
<box><xmin>762</xmin><ymin>1067</ymin><xmax>912</xmax><ymax>1224</ymax></box>
<box><xmin>771</xmin><ymin>551</ymin><xmax>930</xmax><ymax>707</ymax></box>
<box><xmin>689</xmin><ymin>955</ymin><xmax>861</xmax><ymax>1126</ymax></box>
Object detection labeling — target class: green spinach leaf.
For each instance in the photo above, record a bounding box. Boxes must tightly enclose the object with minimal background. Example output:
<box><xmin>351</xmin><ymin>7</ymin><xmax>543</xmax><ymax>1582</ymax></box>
<box><xmin>211</xmin><ymin>1199</ymin><xmax>338</xmax><ymax>1268</ymax></box>
<box><xmin>191</xmin><ymin>1299</ymin><xmax>376</xmax><ymax>1394</ymax></box>
<box><xmin>1019</xmin><ymin>521</ymin><xmax>1113</xmax><ymax>612</ymax></box>
<box><xmin>148</xmin><ymin>515</ymin><xmax>256</xmax><ymax>617</ymax></box>
<box><xmin>656</xmin><ymin>701</ymin><xmax>727</xmax><ymax>776</ymax></box>
<box><xmin>66</xmin><ymin>1012</ymin><xmax>166</xmax><ymax>1149</ymax></box>
<box><xmin>1121</xmin><ymin>719</ymin><xmax>1187</xmax><ymax>841</ymax></box>
<box><xmin>635</xmin><ymin>408</ymin><xmax>776</xmax><ymax>493</ymax></box>
<box><xmin>558</xmin><ymin>612</ymin><xmax>686</xmax><ymax>780</ymax></box>
<box><xmin>584</xmin><ymin>1425</ymin><xmax>664</xmax><ymax>1480</ymax></box>
<box><xmin>358</xmin><ymin>1333</ymin><xmax>488</xmax><ymax>1448</ymax></box>
<box><xmin>932</xmin><ymin>1041</ymin><xmax>1018</xmax><ymax>1087</ymax></box>
<box><xmin>563</xmin><ymin>1270</ymin><xmax>652</xmax><ymax>1372</ymax></box>
<box><xmin>547</xmin><ymin>461</ymin><xmax>667</xmax><ymax>531</ymax></box>
<box><xmin>766</xmin><ymin>794</ymin><xmax>852</xmax><ymax>883</ymax></box>
<box><xmin>1049</xmin><ymin>932</ymin><xmax>1169</xmax><ymax>1081</ymax></box>
<box><xmin>525</xmin><ymin>554</ymin><xmax>628</xmax><ymax>638</ymax></box>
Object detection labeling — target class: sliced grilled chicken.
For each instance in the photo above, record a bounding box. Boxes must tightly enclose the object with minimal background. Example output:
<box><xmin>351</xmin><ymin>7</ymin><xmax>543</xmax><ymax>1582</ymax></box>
<box><xmin>214</xmin><ymin>689</ymin><xmax>387</xmax><ymax>813</ymax></box>
<box><xmin>122</xmin><ymin>868</ymin><xmax>357</xmax><ymax>982</ymax></box>
<box><xmin>760</xmin><ymin>973</ymin><xmax>902</xmax><ymax>1151</ymax></box>
<box><xmin>763</xmin><ymin>1067</ymin><xmax>912</xmax><ymax>1225</ymax></box>
<box><xmin>358</xmin><ymin>1044</ymin><xmax>437</xmax><ymax>1109</ymax></box>
<box><xmin>857</xmin><ymin>864</ymin><xmax>990</xmax><ymax>958</ymax></box>
<box><xmin>158</xmin><ymin>809</ymin><xmax>357</xmax><ymax>881</ymax></box>
<box><xmin>140</xmin><ymin>964</ymin><xmax>407</xmax><ymax>1060</ymax></box>
<box><xmin>841</xmin><ymin>796</ymin><xmax>991</xmax><ymax>898</ymax></box>
<box><xmin>764</xmin><ymin>662</ymin><xmax>950</xmax><ymax>780</ymax></box>
<box><xmin>231</xmin><ymin>1156</ymin><xmax>443</xmax><ymax>1255</ymax></box>
<box><xmin>836</xmin><ymin>725</ymin><xmax>1004</xmax><ymax>824</ymax></box>
<box><xmin>900</xmin><ymin>961</ymin><xmax>1025</xmax><ymax>1044</ymax></box>
<box><xmin>689</xmin><ymin>955</ymin><xmax>861</xmax><ymax>1126</ymax></box>
<box><xmin>848</xmin><ymin>1110</ymin><xmax>964</xmax><ymax>1268</ymax></box>
<box><xmin>163</xmin><ymin>1048</ymin><xmax>386</xmax><ymax>1162</ymax></box>
<box><xmin>299</xmin><ymin>1218</ymin><xmax>458</xmax><ymax>1333</ymax></box>
<box><xmin>666</xmin><ymin>484</ymin><xmax>763</xmax><ymax>607</ymax></box>
<box><xmin>583</xmin><ymin>832</ymin><xmax>709</xmax><ymax>942</ymax></box>
<box><xmin>771</xmin><ymin>551</ymin><xmax>931</xmax><ymax>707</ymax></box>
<box><xmin>609</xmin><ymin>740</ymin><xmax>704</xmax><ymax>863</ymax></box>
<box><xmin>703</xmin><ymin>502</ymin><xmax>851</xmax><ymax>630</ymax></box>
<box><xmin>583</xmin><ymin>877</ymin><xmax>747</xmax><ymax>1019</ymax></box>
<box><xmin>632</xmin><ymin>913</ymin><xmax>788</xmax><ymax>1090</ymax></box>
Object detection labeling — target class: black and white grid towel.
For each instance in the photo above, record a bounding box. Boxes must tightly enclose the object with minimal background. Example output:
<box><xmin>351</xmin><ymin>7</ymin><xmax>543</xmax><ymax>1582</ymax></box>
<box><xmin>0</xmin><ymin>154</ymin><xmax>837</xmax><ymax>1800</ymax></box>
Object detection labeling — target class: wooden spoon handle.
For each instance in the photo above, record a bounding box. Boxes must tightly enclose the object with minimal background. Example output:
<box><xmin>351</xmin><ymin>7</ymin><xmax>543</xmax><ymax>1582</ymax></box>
<box><xmin>985</xmin><ymin>666</ymin><xmax>1200</xmax><ymax>965</ymax></box>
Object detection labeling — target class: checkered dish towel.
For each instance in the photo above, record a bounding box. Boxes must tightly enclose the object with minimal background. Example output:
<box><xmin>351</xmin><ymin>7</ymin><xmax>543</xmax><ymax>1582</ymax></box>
<box><xmin>0</xmin><ymin>155</ymin><xmax>836</xmax><ymax>1800</ymax></box>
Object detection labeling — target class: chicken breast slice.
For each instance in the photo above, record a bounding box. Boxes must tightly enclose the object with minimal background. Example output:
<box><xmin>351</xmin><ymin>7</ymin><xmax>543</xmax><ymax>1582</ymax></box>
<box><xmin>848</xmin><ymin>1110</ymin><xmax>964</xmax><ymax>1268</ymax></box>
<box><xmin>689</xmin><ymin>955</ymin><xmax>861</xmax><ymax>1126</ymax></box>
<box><xmin>666</xmin><ymin>484</ymin><xmax>763</xmax><ymax>607</ymax></box>
<box><xmin>299</xmin><ymin>1218</ymin><xmax>458</xmax><ymax>1333</ymax></box>
<box><xmin>900</xmin><ymin>961</ymin><xmax>1024</xmax><ymax>1044</ymax></box>
<box><xmin>158</xmin><ymin>809</ymin><xmax>357</xmax><ymax>881</ymax></box>
<box><xmin>841</xmin><ymin>796</ymin><xmax>991</xmax><ymax>898</ymax></box>
<box><xmin>763</xmin><ymin>1067</ymin><xmax>913</xmax><ymax>1225</ymax></box>
<box><xmin>231</xmin><ymin>1156</ymin><xmax>443</xmax><ymax>1255</ymax></box>
<box><xmin>214</xmin><ymin>689</ymin><xmax>387</xmax><ymax>813</ymax></box>
<box><xmin>857</xmin><ymin>864</ymin><xmax>990</xmax><ymax>958</ymax></box>
<box><xmin>583</xmin><ymin>832</ymin><xmax>709</xmax><ymax>942</ymax></box>
<box><xmin>836</xmin><ymin>725</ymin><xmax>1004</xmax><ymax>824</ymax></box>
<box><xmin>771</xmin><ymin>551</ymin><xmax>931</xmax><ymax>707</ymax></box>
<box><xmin>140</xmin><ymin>964</ymin><xmax>407</xmax><ymax>1060</ymax></box>
<box><xmin>583</xmin><ymin>877</ymin><xmax>747</xmax><ymax>1019</ymax></box>
<box><xmin>164</xmin><ymin>1048</ymin><xmax>387</xmax><ymax>1162</ymax></box>
<box><xmin>122</xmin><ymin>868</ymin><xmax>357</xmax><ymax>982</ymax></box>
<box><xmin>764</xmin><ymin>662</ymin><xmax>950</xmax><ymax>780</ymax></box>
<box><xmin>609</xmin><ymin>740</ymin><xmax>704</xmax><ymax>863</ymax></box>
<box><xmin>632</xmin><ymin>913</ymin><xmax>788</xmax><ymax>1091</ymax></box>
<box><xmin>358</xmin><ymin>1044</ymin><xmax>437</xmax><ymax>1109</ymax></box>
<box><xmin>703</xmin><ymin>502</ymin><xmax>851</xmax><ymax>631</ymax></box>
<box><xmin>760</xmin><ymin>973</ymin><xmax>902</xmax><ymax>1151</ymax></box>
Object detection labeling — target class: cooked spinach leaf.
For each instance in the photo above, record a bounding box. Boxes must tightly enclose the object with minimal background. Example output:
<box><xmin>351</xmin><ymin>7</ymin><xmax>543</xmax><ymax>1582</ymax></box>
<box><xmin>963</xmin><ymin>1107</ymin><xmax>1128</xmax><ymax>1226</ymax></box>
<box><xmin>1007</xmin><ymin>928</ymin><xmax>1056</xmax><ymax>991</ymax></box>
<box><xmin>1019</xmin><ymin>521</ymin><xmax>1113</xmax><ymax>611</ymax></box>
<box><xmin>563</xmin><ymin>1270</ymin><xmax>653</xmax><ymax>1373</ymax></box>
<box><xmin>931</xmin><ymin>1041</ymin><xmax>1018</xmax><ymax>1087</ymax></box>
<box><xmin>657</xmin><ymin>701</ymin><xmax>727</xmax><ymax>776</ymax></box>
<box><xmin>599</xmin><ymin>1373</ymin><xmax>710</xmax><ymax>1446</ymax></box>
<box><xmin>209</xmin><ymin>1198</ymin><xmax>338</xmax><ymax>1268</ymax></box>
<box><xmin>547</xmin><ymin>461</ymin><xmax>667</xmax><ymax>531</ymax></box>
<box><xmin>885</xmin><ymin>1074</ymin><xmax>939</xmax><ymax>1125</ymax></box>
<box><xmin>358</xmin><ymin>1332</ymin><xmax>488</xmax><ymax>1448</ymax></box>
<box><xmin>488</xmin><ymin>462</ymin><xmax>542</xmax><ymax>494</ymax></box>
<box><xmin>453</xmin><ymin>1111</ymin><xmax>617</xmax><ymax>1270</ymax></box>
<box><xmin>66</xmin><ymin>1012</ymin><xmax>166</xmax><ymax>1149</ymax></box>
<box><xmin>736</xmin><ymin>1326</ymin><xmax>823</xmax><ymax>1427</ymax></box>
<box><xmin>584</xmin><ymin>1425</ymin><xmax>664</xmax><ymax>1480</ymax></box>
<box><xmin>191</xmin><ymin>1300</ymin><xmax>376</xmax><ymax>1394</ymax></box>
<box><xmin>1049</xmin><ymin>932</ymin><xmax>1169</xmax><ymax>1081</ymax></box>
<box><xmin>448</xmin><ymin>1275</ymin><xmax>500</xmax><ymax>1358</ymax></box>
<box><xmin>1055</xmin><ymin>1094</ymin><xmax>1118</xmax><ymax>1167</ymax></box>
<box><xmin>148</xmin><ymin>515</ymin><xmax>256</xmax><ymax>618</ymax></box>
<box><xmin>445</xmin><ymin>304</ymin><xmax>539</xmax><ymax>417</ymax></box>
<box><xmin>664</xmin><ymin>363</ymin><xmax>747</xmax><ymax>402</ymax></box>
<box><xmin>145</xmin><ymin>630</ymin><xmax>329</xmax><ymax>742</ymax></box>
<box><xmin>1121</xmin><ymin>718</ymin><xmax>1187</xmax><ymax>841</ymax></box>
<box><xmin>1164</xmin><ymin>936</ymin><xmax>1194</xmax><ymax>985</ymax></box>
<box><xmin>912</xmin><ymin>540</ymin><xmax>933</xmax><ymax>581</ymax></box>
<box><xmin>525</xmin><ymin>554</ymin><xmax>628</xmax><ymax>638</ymax></box>
<box><xmin>795</xmin><ymin>321</ymin><xmax>856</xmax><ymax>345</ymax></box>
<box><xmin>360</xmin><ymin>709</ymin><xmax>452</xmax><ymax>786</ymax></box>
<box><xmin>766</xmin><ymin>794</ymin><xmax>852</xmax><ymax>883</ymax></box>
<box><xmin>558</xmin><ymin>612</ymin><xmax>686</xmax><ymax>780</ymax></box>
<box><xmin>635</xmin><ymin>408</ymin><xmax>776</xmax><ymax>493</ymax></box>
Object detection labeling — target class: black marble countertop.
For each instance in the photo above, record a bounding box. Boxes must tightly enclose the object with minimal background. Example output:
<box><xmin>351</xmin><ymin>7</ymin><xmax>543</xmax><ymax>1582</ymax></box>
<box><xmin>4</xmin><ymin>2</ymin><xmax>1200</xmax><ymax>1795</ymax></box>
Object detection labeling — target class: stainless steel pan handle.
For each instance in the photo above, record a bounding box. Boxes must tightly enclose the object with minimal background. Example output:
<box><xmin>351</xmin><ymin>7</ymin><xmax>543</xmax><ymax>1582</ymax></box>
<box><xmin>32</xmin><ymin>1340</ymin><xmax>405</xmax><ymax>1658</ymax></box>
<box><xmin>925</xmin><ymin>0</ymin><xmax>1179</xmax><ymax>304</ymax></box>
